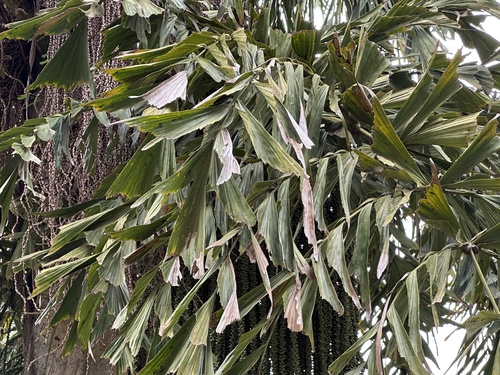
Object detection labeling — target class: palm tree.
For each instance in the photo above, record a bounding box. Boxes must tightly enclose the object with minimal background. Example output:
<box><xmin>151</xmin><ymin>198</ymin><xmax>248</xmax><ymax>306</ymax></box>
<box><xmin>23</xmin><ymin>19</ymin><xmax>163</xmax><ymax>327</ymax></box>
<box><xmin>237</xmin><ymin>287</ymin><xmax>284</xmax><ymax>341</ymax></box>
<box><xmin>1</xmin><ymin>0</ymin><xmax>500</xmax><ymax>373</ymax></box>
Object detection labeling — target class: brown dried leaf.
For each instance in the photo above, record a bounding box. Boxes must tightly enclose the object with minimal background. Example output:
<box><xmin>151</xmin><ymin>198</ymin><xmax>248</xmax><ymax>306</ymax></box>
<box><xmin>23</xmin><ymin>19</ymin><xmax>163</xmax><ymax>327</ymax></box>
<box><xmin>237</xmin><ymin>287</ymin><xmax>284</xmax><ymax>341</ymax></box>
<box><xmin>167</xmin><ymin>256</ymin><xmax>182</xmax><ymax>286</ymax></box>
<box><xmin>192</xmin><ymin>251</ymin><xmax>205</xmax><ymax>279</ymax></box>
<box><xmin>276</xmin><ymin>118</ymin><xmax>292</xmax><ymax>144</ymax></box>
<box><xmin>216</xmin><ymin>291</ymin><xmax>240</xmax><ymax>333</ymax></box>
<box><xmin>284</xmin><ymin>276</ymin><xmax>303</xmax><ymax>332</ymax></box>
<box><xmin>293</xmin><ymin>244</ymin><xmax>315</xmax><ymax>279</ymax></box>
<box><xmin>286</xmin><ymin>104</ymin><xmax>314</xmax><ymax>149</ymax></box>
<box><xmin>216</xmin><ymin>128</ymin><xmax>240</xmax><ymax>185</ymax></box>
<box><xmin>216</xmin><ymin>258</ymin><xmax>240</xmax><ymax>333</ymax></box>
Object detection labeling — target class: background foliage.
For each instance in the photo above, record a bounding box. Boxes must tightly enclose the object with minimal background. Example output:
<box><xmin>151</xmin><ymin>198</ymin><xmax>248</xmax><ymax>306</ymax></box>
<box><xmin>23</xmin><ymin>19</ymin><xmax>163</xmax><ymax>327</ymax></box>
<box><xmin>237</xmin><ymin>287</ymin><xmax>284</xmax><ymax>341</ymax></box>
<box><xmin>2</xmin><ymin>0</ymin><xmax>500</xmax><ymax>374</ymax></box>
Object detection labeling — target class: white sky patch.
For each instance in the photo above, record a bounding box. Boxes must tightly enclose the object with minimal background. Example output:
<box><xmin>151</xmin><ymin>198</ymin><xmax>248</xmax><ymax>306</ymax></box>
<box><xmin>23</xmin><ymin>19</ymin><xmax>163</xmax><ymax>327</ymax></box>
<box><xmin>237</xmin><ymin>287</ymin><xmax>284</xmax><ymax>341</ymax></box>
<box><xmin>438</xmin><ymin>15</ymin><xmax>500</xmax><ymax>65</ymax></box>
<box><xmin>428</xmin><ymin>325</ymin><xmax>466</xmax><ymax>375</ymax></box>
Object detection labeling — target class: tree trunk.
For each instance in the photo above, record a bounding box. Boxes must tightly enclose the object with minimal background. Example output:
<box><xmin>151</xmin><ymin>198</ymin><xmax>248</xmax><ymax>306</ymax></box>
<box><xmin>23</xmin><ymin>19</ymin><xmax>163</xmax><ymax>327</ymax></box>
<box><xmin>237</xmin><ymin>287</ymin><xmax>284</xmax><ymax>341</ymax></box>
<box><xmin>1</xmin><ymin>0</ymin><xmax>126</xmax><ymax>373</ymax></box>
<box><xmin>23</xmin><ymin>314</ymin><xmax>113</xmax><ymax>375</ymax></box>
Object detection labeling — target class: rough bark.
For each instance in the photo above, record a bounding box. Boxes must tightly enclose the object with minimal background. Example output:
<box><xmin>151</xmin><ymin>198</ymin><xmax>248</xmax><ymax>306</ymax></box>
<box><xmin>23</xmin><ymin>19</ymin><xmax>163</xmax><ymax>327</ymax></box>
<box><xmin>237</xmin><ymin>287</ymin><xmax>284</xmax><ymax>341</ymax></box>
<box><xmin>0</xmin><ymin>1</ymin><xmax>129</xmax><ymax>373</ymax></box>
<box><xmin>23</xmin><ymin>315</ymin><xmax>113</xmax><ymax>375</ymax></box>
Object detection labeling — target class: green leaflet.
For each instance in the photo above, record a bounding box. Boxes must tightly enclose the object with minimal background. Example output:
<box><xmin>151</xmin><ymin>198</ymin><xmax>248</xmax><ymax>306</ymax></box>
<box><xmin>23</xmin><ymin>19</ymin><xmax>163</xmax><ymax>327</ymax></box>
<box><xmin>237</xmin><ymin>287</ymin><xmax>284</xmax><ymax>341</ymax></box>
<box><xmin>355</xmin><ymin>28</ymin><xmax>389</xmax><ymax>87</ymax></box>
<box><xmin>342</xmin><ymin>85</ymin><xmax>374</xmax><ymax>125</ymax></box>
<box><xmin>284</xmin><ymin>62</ymin><xmax>304</xmax><ymax>121</ymax></box>
<box><xmin>355</xmin><ymin>150</ymin><xmax>415</xmax><ymax>182</ymax></box>
<box><xmin>109</xmin><ymin>214</ymin><xmax>172</xmax><ymax>241</ymax></box>
<box><xmin>257</xmin><ymin>195</ymin><xmax>281</xmax><ymax>265</ymax></box>
<box><xmin>403</xmin><ymin>113</ymin><xmax>478</xmax><ymax>147</ymax></box>
<box><xmin>236</xmin><ymin>101</ymin><xmax>305</xmax><ymax>177</ymax></box>
<box><xmin>313</xmin><ymin>252</ymin><xmax>344</xmax><ymax>314</ymax></box>
<box><xmin>249</xmin><ymin>231</ymin><xmax>273</xmax><ymax>314</ymax></box>
<box><xmin>273</xmin><ymin>98</ymin><xmax>314</xmax><ymax>148</ymax></box>
<box><xmin>0</xmin><ymin>156</ymin><xmax>22</xmax><ymax>235</ymax></box>
<box><xmin>215</xmin><ymin>321</ymin><xmax>269</xmax><ymax>375</ymax></box>
<box><xmin>473</xmin><ymin>222</ymin><xmax>500</xmax><ymax>249</ymax></box>
<box><xmin>121</xmin><ymin>105</ymin><xmax>231</xmax><ymax>140</ymax></box>
<box><xmin>413</xmin><ymin>25</ymin><xmax>437</xmax><ymax>69</ymax></box>
<box><xmin>351</xmin><ymin>202</ymin><xmax>373</xmax><ymax>316</ymax></box>
<box><xmin>463</xmin><ymin>310</ymin><xmax>500</xmax><ymax>340</ymax></box>
<box><xmin>189</xmin><ymin>292</ymin><xmax>216</xmax><ymax>346</ymax></box>
<box><xmin>30</xmin><ymin>21</ymin><xmax>91</xmax><ymax>90</ymax></box>
<box><xmin>176</xmin><ymin>345</ymin><xmax>204</xmax><ymax>375</ymax></box>
<box><xmin>269</xmin><ymin>28</ymin><xmax>292</xmax><ymax>58</ymax></box>
<box><xmin>0</xmin><ymin>0</ymin><xmax>87</xmax><ymax>39</ymax></box>
<box><xmin>328</xmin><ymin>323</ymin><xmax>379</xmax><ymax>375</ymax></box>
<box><xmin>327</xmin><ymin>41</ymin><xmax>357</xmax><ymax>89</ymax></box>
<box><xmin>31</xmin><ymin>254</ymin><xmax>99</xmax><ymax>297</ymax></box>
<box><xmin>441</xmin><ymin>118</ymin><xmax>500</xmax><ymax>185</ymax></box>
<box><xmin>61</xmin><ymin>321</ymin><xmax>79</xmax><ymax>357</ymax></box>
<box><xmin>50</xmin><ymin>202</ymin><xmax>133</xmax><ymax>254</ymax></box>
<box><xmin>306</xmin><ymin>75</ymin><xmax>329</xmax><ymax>153</ymax></box>
<box><xmin>224</xmin><ymin>345</ymin><xmax>267</xmax><ymax>375</ymax></box>
<box><xmin>236</xmin><ymin>271</ymin><xmax>294</xmax><ymax>320</ymax></box>
<box><xmin>119</xmin><ymin>31</ymin><xmax>218</xmax><ymax>62</ymax></box>
<box><xmin>77</xmin><ymin>293</ymin><xmax>102</xmax><ymax>349</ymax></box>
<box><xmin>416</xmin><ymin>180</ymin><xmax>460</xmax><ymax>237</ymax></box>
<box><xmin>122</xmin><ymin>0</ymin><xmax>163</xmax><ymax>17</ymax></box>
<box><xmin>371</xmin><ymin>99</ymin><xmax>427</xmax><ymax>186</ymax></box>
<box><xmin>48</xmin><ymin>113</ymin><xmax>72</xmax><ymax>171</ymax></box>
<box><xmin>386</xmin><ymin>305</ymin><xmax>429</xmax><ymax>375</ymax></box>
<box><xmin>391</xmin><ymin>66</ymin><xmax>433</xmax><ymax>135</ymax></box>
<box><xmin>323</xmin><ymin>220</ymin><xmax>361</xmax><ymax>309</ymax></box>
<box><xmin>312</xmin><ymin>158</ymin><xmax>329</xmax><ymax>232</ymax></box>
<box><xmin>213</xmin><ymin>151</ymin><xmax>256</xmax><ymax>226</ymax></box>
<box><xmin>277</xmin><ymin>179</ymin><xmax>295</xmax><ymax>269</ymax></box>
<box><xmin>50</xmin><ymin>271</ymin><xmax>85</xmax><ymax>326</ymax></box>
<box><xmin>217</xmin><ymin>257</ymin><xmax>237</xmax><ymax>309</ymax></box>
<box><xmin>167</xmin><ymin>144</ymin><xmax>211</xmax><ymax>262</ymax></box>
<box><xmin>107</xmin><ymin>135</ymin><xmax>163</xmax><ymax>198</ymax></box>
<box><xmin>337</xmin><ymin>152</ymin><xmax>358</xmax><ymax>225</ymax></box>
<box><xmin>400</xmin><ymin>52</ymin><xmax>463</xmax><ymax>139</ymax></box>
<box><xmin>87</xmin><ymin>84</ymin><xmax>150</xmax><ymax>112</ymax></box>
<box><xmin>79</xmin><ymin>116</ymin><xmax>99</xmax><ymax>173</ymax></box>
<box><xmin>41</xmin><ymin>239</ymin><xmax>91</xmax><ymax>265</ymax></box>
<box><xmin>98</xmin><ymin>240</ymin><xmax>127</xmax><ymax>286</ymax></box>
<box><xmin>121</xmin><ymin>293</ymin><xmax>156</xmax><ymax>356</ymax></box>
<box><xmin>444</xmin><ymin>177</ymin><xmax>500</xmax><ymax>191</ymax></box>
<box><xmin>11</xmin><ymin>135</ymin><xmax>40</xmax><ymax>164</ymax></box>
<box><xmin>197</xmin><ymin>57</ymin><xmax>236</xmax><ymax>82</ymax></box>
<box><xmin>159</xmin><ymin>256</ymin><xmax>224</xmax><ymax>337</ymax></box>
<box><xmin>367</xmin><ymin>2</ymin><xmax>455</xmax><ymax>41</ymax></box>
<box><xmin>494</xmin><ymin>340</ymin><xmax>500</xmax><ymax>375</ymax></box>
<box><xmin>426</xmin><ymin>249</ymin><xmax>451</xmax><ymax>305</ymax></box>
<box><xmin>455</xmin><ymin>20</ymin><xmax>500</xmax><ymax>63</ymax></box>
<box><xmin>0</xmin><ymin>119</ymin><xmax>41</xmax><ymax>151</ymax></box>
<box><xmin>300</xmin><ymin>277</ymin><xmax>318</xmax><ymax>350</ymax></box>
<box><xmin>406</xmin><ymin>272</ymin><xmax>424</xmax><ymax>361</ymax></box>
<box><xmin>127</xmin><ymin>266</ymin><xmax>159</xmax><ymax>313</ymax></box>
<box><xmin>131</xmin><ymin>141</ymin><xmax>214</xmax><ymax>208</ymax></box>
<box><xmin>215</xmin><ymin>175</ymin><xmax>256</xmax><ymax>225</ymax></box>
<box><xmin>291</xmin><ymin>29</ymin><xmax>318</xmax><ymax>63</ymax></box>
<box><xmin>195</xmin><ymin>72</ymin><xmax>253</xmax><ymax>108</ymax></box>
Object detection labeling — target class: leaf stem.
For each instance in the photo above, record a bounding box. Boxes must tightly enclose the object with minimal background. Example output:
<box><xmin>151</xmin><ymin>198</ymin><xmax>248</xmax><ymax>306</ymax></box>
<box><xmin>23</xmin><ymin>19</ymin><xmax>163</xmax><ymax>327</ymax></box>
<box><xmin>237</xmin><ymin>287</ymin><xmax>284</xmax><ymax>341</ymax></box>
<box><xmin>470</xmin><ymin>252</ymin><xmax>500</xmax><ymax>315</ymax></box>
